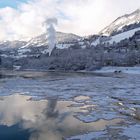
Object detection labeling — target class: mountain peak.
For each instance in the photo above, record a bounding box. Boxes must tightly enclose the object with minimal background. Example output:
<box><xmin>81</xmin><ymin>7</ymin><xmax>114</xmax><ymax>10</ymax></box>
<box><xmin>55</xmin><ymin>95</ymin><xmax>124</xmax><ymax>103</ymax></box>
<box><xmin>133</xmin><ymin>8</ymin><xmax>140</xmax><ymax>14</ymax></box>
<box><xmin>100</xmin><ymin>8</ymin><xmax>140</xmax><ymax>36</ymax></box>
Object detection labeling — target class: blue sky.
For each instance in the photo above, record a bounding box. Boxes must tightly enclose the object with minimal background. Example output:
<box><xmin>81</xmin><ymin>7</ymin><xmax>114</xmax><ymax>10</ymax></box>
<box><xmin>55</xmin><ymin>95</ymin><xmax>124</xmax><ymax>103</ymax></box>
<box><xmin>0</xmin><ymin>0</ymin><xmax>27</xmax><ymax>8</ymax></box>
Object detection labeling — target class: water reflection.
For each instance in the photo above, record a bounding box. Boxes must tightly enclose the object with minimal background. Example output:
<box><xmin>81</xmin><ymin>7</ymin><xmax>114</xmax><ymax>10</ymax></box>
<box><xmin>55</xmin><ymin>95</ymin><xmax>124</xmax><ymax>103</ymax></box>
<box><xmin>0</xmin><ymin>94</ymin><xmax>122</xmax><ymax>140</ymax></box>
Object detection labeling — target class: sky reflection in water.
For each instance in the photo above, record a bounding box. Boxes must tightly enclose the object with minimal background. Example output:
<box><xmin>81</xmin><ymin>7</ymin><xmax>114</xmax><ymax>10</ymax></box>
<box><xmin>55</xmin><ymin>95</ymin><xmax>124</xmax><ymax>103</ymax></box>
<box><xmin>0</xmin><ymin>94</ymin><xmax>122</xmax><ymax>140</ymax></box>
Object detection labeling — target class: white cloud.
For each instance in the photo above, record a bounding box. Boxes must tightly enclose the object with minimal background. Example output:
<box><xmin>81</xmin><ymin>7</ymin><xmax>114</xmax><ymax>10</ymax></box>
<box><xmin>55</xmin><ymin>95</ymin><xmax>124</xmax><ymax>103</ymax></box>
<box><xmin>0</xmin><ymin>0</ymin><xmax>140</xmax><ymax>41</ymax></box>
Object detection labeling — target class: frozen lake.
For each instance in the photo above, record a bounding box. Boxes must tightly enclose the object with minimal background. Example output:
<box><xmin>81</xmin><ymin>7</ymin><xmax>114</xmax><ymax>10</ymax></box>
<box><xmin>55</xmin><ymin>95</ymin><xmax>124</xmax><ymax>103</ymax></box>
<box><xmin>0</xmin><ymin>70</ymin><xmax>140</xmax><ymax>140</ymax></box>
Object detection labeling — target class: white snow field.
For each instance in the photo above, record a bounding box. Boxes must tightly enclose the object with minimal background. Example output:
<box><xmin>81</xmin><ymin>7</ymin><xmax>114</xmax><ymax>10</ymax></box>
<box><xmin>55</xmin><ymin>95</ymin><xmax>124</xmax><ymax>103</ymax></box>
<box><xmin>109</xmin><ymin>27</ymin><xmax>140</xmax><ymax>44</ymax></box>
<box><xmin>92</xmin><ymin>27</ymin><xmax>140</xmax><ymax>46</ymax></box>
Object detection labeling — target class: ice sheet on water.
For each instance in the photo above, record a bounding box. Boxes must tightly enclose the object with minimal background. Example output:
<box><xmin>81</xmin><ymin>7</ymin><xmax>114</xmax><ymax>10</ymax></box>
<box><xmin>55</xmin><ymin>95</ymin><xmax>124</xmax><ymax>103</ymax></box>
<box><xmin>122</xmin><ymin>125</ymin><xmax>140</xmax><ymax>139</ymax></box>
<box><xmin>0</xmin><ymin>71</ymin><xmax>140</xmax><ymax>139</ymax></box>
<box><xmin>67</xmin><ymin>131</ymin><xmax>106</xmax><ymax>140</ymax></box>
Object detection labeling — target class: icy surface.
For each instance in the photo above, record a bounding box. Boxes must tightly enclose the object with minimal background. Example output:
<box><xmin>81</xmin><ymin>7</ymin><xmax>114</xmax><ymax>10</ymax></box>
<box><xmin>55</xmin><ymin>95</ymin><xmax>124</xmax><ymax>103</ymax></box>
<box><xmin>67</xmin><ymin>131</ymin><xmax>106</xmax><ymax>140</ymax></box>
<box><xmin>122</xmin><ymin>125</ymin><xmax>140</xmax><ymax>139</ymax></box>
<box><xmin>0</xmin><ymin>70</ymin><xmax>140</xmax><ymax>139</ymax></box>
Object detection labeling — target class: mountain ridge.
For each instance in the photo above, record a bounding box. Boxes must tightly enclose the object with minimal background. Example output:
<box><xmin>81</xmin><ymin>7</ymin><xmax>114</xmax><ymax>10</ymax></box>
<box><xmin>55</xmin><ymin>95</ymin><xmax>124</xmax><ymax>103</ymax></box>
<box><xmin>100</xmin><ymin>8</ymin><xmax>140</xmax><ymax>36</ymax></box>
<box><xmin>1</xmin><ymin>9</ymin><xmax>140</xmax><ymax>49</ymax></box>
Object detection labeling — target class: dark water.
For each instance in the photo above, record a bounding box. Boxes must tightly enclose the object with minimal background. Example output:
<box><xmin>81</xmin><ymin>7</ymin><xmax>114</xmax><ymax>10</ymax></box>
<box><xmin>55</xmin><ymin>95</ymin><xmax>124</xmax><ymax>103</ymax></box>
<box><xmin>0</xmin><ymin>70</ymin><xmax>140</xmax><ymax>139</ymax></box>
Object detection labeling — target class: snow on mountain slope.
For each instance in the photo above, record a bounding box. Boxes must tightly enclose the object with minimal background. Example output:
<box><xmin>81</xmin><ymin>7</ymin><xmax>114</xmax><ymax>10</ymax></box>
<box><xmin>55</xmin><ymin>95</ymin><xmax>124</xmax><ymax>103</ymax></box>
<box><xmin>56</xmin><ymin>32</ymin><xmax>82</xmax><ymax>43</ymax></box>
<box><xmin>91</xmin><ymin>38</ymin><xmax>100</xmax><ymax>46</ymax></box>
<box><xmin>56</xmin><ymin>43</ymin><xmax>75</xmax><ymax>49</ymax></box>
<box><xmin>21</xmin><ymin>32</ymin><xmax>82</xmax><ymax>48</ymax></box>
<box><xmin>109</xmin><ymin>27</ymin><xmax>140</xmax><ymax>44</ymax></box>
<box><xmin>91</xmin><ymin>27</ymin><xmax>140</xmax><ymax>46</ymax></box>
<box><xmin>1</xmin><ymin>9</ymin><xmax>140</xmax><ymax>51</ymax></box>
<box><xmin>0</xmin><ymin>41</ymin><xmax>26</xmax><ymax>50</ymax></box>
<box><xmin>100</xmin><ymin>9</ymin><xmax>140</xmax><ymax>36</ymax></box>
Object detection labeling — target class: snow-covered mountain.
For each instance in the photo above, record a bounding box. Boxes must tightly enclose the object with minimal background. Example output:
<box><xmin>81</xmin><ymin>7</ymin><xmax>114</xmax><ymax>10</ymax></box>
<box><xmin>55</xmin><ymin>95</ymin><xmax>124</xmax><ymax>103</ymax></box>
<box><xmin>100</xmin><ymin>9</ymin><xmax>140</xmax><ymax>36</ymax></box>
<box><xmin>0</xmin><ymin>31</ymin><xmax>86</xmax><ymax>58</ymax></box>
<box><xmin>0</xmin><ymin>41</ymin><xmax>26</xmax><ymax>50</ymax></box>
<box><xmin>21</xmin><ymin>31</ymin><xmax>82</xmax><ymax>48</ymax></box>
<box><xmin>1</xmin><ymin>9</ymin><xmax>140</xmax><ymax>69</ymax></box>
<box><xmin>92</xmin><ymin>27</ymin><xmax>140</xmax><ymax>46</ymax></box>
<box><xmin>0</xmin><ymin>32</ymin><xmax>82</xmax><ymax>50</ymax></box>
<box><xmin>1</xmin><ymin>9</ymin><xmax>140</xmax><ymax>51</ymax></box>
<box><xmin>89</xmin><ymin>9</ymin><xmax>140</xmax><ymax>46</ymax></box>
<box><xmin>107</xmin><ymin>27</ymin><xmax>140</xmax><ymax>44</ymax></box>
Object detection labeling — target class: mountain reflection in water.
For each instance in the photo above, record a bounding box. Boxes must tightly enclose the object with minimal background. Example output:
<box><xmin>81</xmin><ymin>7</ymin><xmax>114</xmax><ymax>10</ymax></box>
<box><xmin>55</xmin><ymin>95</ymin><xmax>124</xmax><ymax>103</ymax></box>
<box><xmin>0</xmin><ymin>94</ymin><xmax>122</xmax><ymax>140</ymax></box>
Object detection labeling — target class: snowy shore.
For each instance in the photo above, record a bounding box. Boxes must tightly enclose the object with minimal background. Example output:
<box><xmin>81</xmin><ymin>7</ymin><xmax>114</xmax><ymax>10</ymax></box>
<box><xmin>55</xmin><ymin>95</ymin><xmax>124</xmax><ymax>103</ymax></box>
<box><xmin>95</xmin><ymin>66</ymin><xmax>140</xmax><ymax>74</ymax></box>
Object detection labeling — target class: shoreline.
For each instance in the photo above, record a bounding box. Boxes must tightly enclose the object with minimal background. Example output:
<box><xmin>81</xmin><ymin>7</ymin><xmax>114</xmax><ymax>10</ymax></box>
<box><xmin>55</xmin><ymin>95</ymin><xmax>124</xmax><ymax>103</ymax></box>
<box><xmin>1</xmin><ymin>66</ymin><xmax>140</xmax><ymax>79</ymax></box>
<box><xmin>0</xmin><ymin>68</ymin><xmax>116</xmax><ymax>78</ymax></box>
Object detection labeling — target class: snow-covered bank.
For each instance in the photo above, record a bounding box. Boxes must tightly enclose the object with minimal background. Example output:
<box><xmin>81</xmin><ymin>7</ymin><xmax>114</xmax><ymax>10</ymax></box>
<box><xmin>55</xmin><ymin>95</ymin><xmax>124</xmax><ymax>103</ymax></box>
<box><xmin>95</xmin><ymin>66</ymin><xmax>140</xmax><ymax>74</ymax></box>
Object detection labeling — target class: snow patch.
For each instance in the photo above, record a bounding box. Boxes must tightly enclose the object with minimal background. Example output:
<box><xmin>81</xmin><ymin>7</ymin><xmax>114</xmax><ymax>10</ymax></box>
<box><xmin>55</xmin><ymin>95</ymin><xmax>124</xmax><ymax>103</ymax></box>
<box><xmin>56</xmin><ymin>43</ymin><xmax>74</xmax><ymax>49</ymax></box>
<box><xmin>91</xmin><ymin>38</ymin><xmax>100</xmax><ymax>46</ymax></box>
